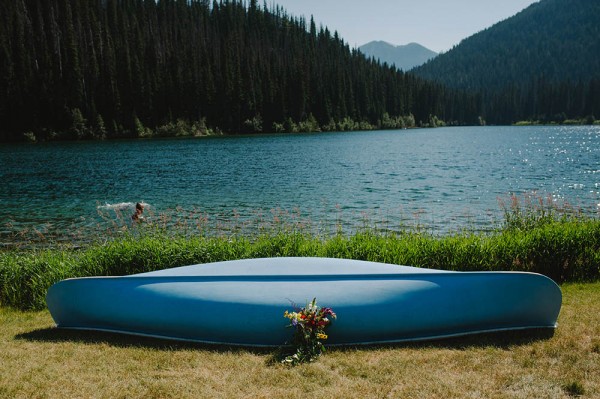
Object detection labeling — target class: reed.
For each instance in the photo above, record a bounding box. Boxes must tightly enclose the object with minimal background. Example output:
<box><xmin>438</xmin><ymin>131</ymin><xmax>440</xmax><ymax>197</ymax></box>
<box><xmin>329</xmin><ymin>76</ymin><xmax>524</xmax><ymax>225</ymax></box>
<box><xmin>1</xmin><ymin>214</ymin><xmax>599</xmax><ymax>310</ymax></box>
<box><xmin>1</xmin><ymin>193</ymin><xmax>599</xmax><ymax>310</ymax></box>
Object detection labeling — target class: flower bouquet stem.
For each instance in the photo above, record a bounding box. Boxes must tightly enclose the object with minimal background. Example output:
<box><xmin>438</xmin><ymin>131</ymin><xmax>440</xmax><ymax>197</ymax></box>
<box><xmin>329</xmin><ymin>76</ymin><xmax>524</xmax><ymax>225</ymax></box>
<box><xmin>282</xmin><ymin>298</ymin><xmax>336</xmax><ymax>365</ymax></box>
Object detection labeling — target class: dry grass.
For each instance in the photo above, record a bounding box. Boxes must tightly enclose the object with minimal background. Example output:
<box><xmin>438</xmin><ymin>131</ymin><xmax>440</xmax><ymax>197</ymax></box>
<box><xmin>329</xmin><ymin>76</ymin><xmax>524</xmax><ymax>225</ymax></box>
<box><xmin>1</xmin><ymin>283</ymin><xmax>599</xmax><ymax>398</ymax></box>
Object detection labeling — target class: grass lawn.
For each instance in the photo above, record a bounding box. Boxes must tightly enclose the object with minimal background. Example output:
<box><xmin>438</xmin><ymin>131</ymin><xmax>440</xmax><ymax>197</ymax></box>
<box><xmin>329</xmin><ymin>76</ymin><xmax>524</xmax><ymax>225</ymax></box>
<box><xmin>1</xmin><ymin>283</ymin><xmax>599</xmax><ymax>398</ymax></box>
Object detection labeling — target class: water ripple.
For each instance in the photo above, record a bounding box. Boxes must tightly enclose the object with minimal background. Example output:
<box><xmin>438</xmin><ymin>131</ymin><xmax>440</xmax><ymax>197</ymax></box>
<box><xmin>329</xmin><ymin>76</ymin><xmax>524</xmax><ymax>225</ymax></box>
<box><xmin>1</xmin><ymin>125</ymin><xmax>599</xmax><ymax>243</ymax></box>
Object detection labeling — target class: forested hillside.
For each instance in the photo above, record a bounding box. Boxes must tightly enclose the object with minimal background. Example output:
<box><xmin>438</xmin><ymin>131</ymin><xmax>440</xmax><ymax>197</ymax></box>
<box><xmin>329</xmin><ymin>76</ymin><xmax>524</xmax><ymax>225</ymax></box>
<box><xmin>0</xmin><ymin>0</ymin><xmax>479</xmax><ymax>141</ymax></box>
<box><xmin>413</xmin><ymin>0</ymin><xmax>600</xmax><ymax>124</ymax></box>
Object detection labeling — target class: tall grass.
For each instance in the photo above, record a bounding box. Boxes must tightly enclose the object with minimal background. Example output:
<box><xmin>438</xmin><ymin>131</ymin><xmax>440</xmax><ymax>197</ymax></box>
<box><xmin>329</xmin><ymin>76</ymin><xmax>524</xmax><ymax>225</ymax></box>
<box><xmin>498</xmin><ymin>192</ymin><xmax>589</xmax><ymax>231</ymax></box>
<box><xmin>1</xmin><ymin>220</ymin><xmax>600</xmax><ymax>310</ymax></box>
<box><xmin>1</xmin><ymin>194</ymin><xmax>599</xmax><ymax>310</ymax></box>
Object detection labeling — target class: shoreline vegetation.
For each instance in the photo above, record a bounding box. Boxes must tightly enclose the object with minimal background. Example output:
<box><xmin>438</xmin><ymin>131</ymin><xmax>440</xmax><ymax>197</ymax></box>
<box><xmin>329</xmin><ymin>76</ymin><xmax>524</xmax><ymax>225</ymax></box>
<box><xmin>19</xmin><ymin>113</ymin><xmax>433</xmax><ymax>143</ymax></box>
<box><xmin>514</xmin><ymin>118</ymin><xmax>600</xmax><ymax>127</ymax></box>
<box><xmin>1</xmin><ymin>194</ymin><xmax>599</xmax><ymax>311</ymax></box>
<box><xmin>18</xmin><ymin>115</ymin><xmax>600</xmax><ymax>143</ymax></box>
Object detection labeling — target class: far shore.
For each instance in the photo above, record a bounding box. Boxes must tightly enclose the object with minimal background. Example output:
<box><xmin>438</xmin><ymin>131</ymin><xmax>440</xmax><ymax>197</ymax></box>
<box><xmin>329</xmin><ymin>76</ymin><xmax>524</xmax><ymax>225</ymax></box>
<box><xmin>12</xmin><ymin>117</ymin><xmax>600</xmax><ymax>143</ymax></box>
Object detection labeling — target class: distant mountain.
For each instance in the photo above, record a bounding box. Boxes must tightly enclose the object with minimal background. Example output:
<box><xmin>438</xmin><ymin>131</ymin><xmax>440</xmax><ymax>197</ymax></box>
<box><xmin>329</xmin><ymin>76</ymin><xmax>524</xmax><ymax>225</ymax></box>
<box><xmin>412</xmin><ymin>0</ymin><xmax>600</xmax><ymax>91</ymax></box>
<box><xmin>359</xmin><ymin>41</ymin><xmax>437</xmax><ymax>71</ymax></box>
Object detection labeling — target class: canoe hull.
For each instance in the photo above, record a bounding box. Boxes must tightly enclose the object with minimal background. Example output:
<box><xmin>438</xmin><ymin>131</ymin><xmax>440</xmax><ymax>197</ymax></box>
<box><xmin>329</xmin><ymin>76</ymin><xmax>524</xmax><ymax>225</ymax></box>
<box><xmin>46</xmin><ymin>257</ymin><xmax>562</xmax><ymax>346</ymax></box>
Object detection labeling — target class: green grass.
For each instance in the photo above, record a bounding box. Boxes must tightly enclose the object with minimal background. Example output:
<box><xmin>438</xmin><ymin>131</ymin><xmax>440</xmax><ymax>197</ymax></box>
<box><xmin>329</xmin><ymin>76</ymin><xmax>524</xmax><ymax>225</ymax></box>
<box><xmin>1</xmin><ymin>217</ymin><xmax>599</xmax><ymax>310</ymax></box>
<box><xmin>1</xmin><ymin>282</ymin><xmax>599</xmax><ymax>398</ymax></box>
<box><xmin>1</xmin><ymin>193</ymin><xmax>599</xmax><ymax>310</ymax></box>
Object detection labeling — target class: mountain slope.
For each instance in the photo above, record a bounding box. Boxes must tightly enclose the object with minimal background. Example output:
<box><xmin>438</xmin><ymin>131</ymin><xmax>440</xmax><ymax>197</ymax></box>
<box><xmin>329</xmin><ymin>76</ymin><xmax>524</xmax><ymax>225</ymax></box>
<box><xmin>359</xmin><ymin>41</ymin><xmax>437</xmax><ymax>70</ymax></box>
<box><xmin>413</xmin><ymin>0</ymin><xmax>600</xmax><ymax>90</ymax></box>
<box><xmin>0</xmin><ymin>0</ymin><xmax>479</xmax><ymax>141</ymax></box>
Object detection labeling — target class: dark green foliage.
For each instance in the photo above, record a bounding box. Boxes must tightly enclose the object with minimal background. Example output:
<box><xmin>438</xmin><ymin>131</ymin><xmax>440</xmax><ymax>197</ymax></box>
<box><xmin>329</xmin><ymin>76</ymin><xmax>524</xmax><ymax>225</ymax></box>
<box><xmin>562</xmin><ymin>381</ymin><xmax>585</xmax><ymax>396</ymax></box>
<box><xmin>413</xmin><ymin>0</ymin><xmax>600</xmax><ymax>124</ymax></box>
<box><xmin>0</xmin><ymin>0</ymin><xmax>473</xmax><ymax>141</ymax></box>
<box><xmin>415</xmin><ymin>0</ymin><xmax>600</xmax><ymax>90</ymax></box>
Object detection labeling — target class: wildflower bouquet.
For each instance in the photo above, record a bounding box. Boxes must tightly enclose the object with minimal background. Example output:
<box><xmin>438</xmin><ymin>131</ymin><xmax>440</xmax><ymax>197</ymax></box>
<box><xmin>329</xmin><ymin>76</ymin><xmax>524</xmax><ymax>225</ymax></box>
<box><xmin>282</xmin><ymin>298</ymin><xmax>336</xmax><ymax>365</ymax></box>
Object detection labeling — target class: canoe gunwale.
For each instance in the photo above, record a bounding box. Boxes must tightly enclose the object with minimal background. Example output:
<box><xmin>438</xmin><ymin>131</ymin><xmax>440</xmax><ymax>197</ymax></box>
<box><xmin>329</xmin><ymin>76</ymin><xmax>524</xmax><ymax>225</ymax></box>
<box><xmin>61</xmin><ymin>270</ymin><xmax>558</xmax><ymax>283</ymax></box>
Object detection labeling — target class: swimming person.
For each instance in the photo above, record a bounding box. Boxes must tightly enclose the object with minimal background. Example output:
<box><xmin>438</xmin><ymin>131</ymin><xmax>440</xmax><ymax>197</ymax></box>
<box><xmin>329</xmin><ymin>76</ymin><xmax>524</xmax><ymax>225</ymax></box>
<box><xmin>131</xmin><ymin>202</ymin><xmax>145</xmax><ymax>222</ymax></box>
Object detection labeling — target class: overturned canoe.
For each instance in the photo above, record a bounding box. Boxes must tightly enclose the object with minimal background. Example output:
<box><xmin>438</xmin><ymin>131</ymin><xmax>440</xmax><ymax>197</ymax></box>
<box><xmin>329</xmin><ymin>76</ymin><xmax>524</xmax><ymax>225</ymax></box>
<box><xmin>46</xmin><ymin>257</ymin><xmax>562</xmax><ymax>346</ymax></box>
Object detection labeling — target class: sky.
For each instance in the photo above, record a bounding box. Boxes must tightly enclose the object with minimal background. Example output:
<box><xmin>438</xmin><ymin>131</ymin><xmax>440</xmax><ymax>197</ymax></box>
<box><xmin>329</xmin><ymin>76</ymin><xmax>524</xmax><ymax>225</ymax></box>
<box><xmin>268</xmin><ymin>0</ymin><xmax>540</xmax><ymax>53</ymax></box>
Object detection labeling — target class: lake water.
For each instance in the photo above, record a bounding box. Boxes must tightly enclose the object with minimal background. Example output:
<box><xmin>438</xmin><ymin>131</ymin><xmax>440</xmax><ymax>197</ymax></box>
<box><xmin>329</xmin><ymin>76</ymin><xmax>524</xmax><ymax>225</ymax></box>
<box><xmin>1</xmin><ymin>125</ymin><xmax>599</xmax><ymax>245</ymax></box>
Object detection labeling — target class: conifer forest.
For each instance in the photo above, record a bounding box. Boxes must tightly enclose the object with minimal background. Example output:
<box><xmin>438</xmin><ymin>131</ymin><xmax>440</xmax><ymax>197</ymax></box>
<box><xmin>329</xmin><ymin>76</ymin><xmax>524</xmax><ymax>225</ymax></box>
<box><xmin>1</xmin><ymin>0</ymin><xmax>598</xmax><ymax>141</ymax></box>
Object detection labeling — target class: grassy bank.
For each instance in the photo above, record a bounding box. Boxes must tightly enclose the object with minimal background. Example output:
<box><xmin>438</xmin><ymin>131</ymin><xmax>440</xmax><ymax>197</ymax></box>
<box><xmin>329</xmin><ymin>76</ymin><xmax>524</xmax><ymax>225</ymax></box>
<box><xmin>1</xmin><ymin>217</ymin><xmax>599</xmax><ymax>310</ymax></box>
<box><xmin>1</xmin><ymin>282</ymin><xmax>599</xmax><ymax>398</ymax></box>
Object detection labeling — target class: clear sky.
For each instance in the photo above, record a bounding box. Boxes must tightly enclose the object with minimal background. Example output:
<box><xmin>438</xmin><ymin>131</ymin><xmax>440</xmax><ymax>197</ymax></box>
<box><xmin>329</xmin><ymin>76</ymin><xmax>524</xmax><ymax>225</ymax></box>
<box><xmin>269</xmin><ymin>0</ymin><xmax>539</xmax><ymax>53</ymax></box>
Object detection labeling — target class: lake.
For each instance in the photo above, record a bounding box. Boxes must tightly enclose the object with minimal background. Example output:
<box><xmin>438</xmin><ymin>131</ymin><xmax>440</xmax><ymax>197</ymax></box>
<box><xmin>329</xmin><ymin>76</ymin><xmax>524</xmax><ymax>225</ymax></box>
<box><xmin>1</xmin><ymin>125</ymin><xmax>599</xmax><ymax>245</ymax></box>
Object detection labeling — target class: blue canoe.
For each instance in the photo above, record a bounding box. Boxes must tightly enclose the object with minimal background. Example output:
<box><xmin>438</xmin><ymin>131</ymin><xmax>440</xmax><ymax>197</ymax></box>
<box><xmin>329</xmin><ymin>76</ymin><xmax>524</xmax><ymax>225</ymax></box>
<box><xmin>46</xmin><ymin>257</ymin><xmax>562</xmax><ymax>346</ymax></box>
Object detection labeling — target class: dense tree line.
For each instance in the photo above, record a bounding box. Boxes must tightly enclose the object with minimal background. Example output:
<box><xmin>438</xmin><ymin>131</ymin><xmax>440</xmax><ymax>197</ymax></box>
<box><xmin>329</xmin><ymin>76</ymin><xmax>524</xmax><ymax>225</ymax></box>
<box><xmin>0</xmin><ymin>0</ymin><xmax>480</xmax><ymax>141</ymax></box>
<box><xmin>482</xmin><ymin>77</ymin><xmax>600</xmax><ymax>125</ymax></box>
<box><xmin>414</xmin><ymin>0</ymin><xmax>600</xmax><ymax>124</ymax></box>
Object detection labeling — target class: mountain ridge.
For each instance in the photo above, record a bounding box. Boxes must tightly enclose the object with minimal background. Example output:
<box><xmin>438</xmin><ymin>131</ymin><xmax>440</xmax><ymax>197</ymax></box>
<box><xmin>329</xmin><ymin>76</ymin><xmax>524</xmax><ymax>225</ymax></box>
<box><xmin>359</xmin><ymin>41</ymin><xmax>437</xmax><ymax>71</ymax></box>
<box><xmin>412</xmin><ymin>0</ymin><xmax>600</xmax><ymax>90</ymax></box>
